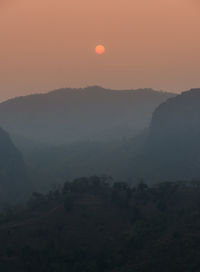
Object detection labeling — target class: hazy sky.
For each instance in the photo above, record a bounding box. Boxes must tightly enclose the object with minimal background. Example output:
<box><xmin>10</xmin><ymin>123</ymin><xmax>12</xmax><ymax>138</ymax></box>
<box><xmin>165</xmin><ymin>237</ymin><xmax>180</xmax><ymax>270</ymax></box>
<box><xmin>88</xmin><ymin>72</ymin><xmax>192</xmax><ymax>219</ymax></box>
<box><xmin>0</xmin><ymin>0</ymin><xmax>200</xmax><ymax>101</ymax></box>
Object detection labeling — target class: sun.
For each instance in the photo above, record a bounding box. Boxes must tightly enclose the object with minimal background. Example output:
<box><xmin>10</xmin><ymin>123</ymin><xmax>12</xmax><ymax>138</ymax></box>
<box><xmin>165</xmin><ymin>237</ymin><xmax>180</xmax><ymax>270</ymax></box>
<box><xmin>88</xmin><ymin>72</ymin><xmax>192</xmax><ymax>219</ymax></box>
<box><xmin>95</xmin><ymin>45</ymin><xmax>105</xmax><ymax>55</ymax></box>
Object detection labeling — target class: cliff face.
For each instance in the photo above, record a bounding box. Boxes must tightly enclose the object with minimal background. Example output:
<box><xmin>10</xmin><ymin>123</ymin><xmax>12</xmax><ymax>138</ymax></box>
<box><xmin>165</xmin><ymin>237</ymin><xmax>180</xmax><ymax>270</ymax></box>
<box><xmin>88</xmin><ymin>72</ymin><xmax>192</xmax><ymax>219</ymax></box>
<box><xmin>149</xmin><ymin>89</ymin><xmax>200</xmax><ymax>146</ymax></box>
<box><xmin>0</xmin><ymin>127</ymin><xmax>28</xmax><ymax>204</ymax></box>
<box><xmin>144</xmin><ymin>89</ymin><xmax>200</xmax><ymax>181</ymax></box>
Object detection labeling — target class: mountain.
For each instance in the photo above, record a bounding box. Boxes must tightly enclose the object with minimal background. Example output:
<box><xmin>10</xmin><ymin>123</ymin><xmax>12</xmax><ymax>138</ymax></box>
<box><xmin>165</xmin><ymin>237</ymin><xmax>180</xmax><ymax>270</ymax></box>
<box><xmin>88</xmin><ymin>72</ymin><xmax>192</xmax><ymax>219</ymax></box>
<box><xmin>0</xmin><ymin>86</ymin><xmax>174</xmax><ymax>144</ymax></box>
<box><xmin>0</xmin><ymin>127</ymin><xmax>29</xmax><ymax>204</ymax></box>
<box><xmin>141</xmin><ymin>88</ymin><xmax>200</xmax><ymax>181</ymax></box>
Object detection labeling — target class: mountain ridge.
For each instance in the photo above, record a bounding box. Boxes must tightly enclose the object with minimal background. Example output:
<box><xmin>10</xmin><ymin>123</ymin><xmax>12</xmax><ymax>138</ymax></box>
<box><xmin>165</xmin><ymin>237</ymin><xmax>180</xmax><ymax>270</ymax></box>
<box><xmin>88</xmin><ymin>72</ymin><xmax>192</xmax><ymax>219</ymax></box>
<box><xmin>0</xmin><ymin>86</ymin><xmax>175</xmax><ymax>144</ymax></box>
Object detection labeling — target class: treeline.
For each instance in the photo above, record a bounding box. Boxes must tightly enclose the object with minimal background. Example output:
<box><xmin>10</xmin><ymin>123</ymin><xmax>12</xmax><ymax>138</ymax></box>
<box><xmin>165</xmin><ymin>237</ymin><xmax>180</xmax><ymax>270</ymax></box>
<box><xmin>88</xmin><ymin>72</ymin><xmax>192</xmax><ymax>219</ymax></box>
<box><xmin>1</xmin><ymin>177</ymin><xmax>200</xmax><ymax>271</ymax></box>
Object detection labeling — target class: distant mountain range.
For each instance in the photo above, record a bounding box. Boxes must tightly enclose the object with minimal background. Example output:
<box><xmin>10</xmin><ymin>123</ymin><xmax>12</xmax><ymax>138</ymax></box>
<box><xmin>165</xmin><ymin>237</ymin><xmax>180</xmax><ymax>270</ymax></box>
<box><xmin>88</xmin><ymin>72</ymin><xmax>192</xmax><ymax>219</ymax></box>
<box><xmin>0</xmin><ymin>86</ymin><xmax>174</xmax><ymax>144</ymax></box>
<box><xmin>1</xmin><ymin>87</ymin><xmax>200</xmax><ymax>199</ymax></box>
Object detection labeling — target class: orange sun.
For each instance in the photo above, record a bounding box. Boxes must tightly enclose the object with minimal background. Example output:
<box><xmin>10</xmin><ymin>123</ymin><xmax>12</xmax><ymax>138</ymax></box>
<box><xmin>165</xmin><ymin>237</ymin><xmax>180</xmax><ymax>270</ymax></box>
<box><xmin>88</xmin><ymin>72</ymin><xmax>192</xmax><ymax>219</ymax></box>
<box><xmin>95</xmin><ymin>45</ymin><xmax>105</xmax><ymax>55</ymax></box>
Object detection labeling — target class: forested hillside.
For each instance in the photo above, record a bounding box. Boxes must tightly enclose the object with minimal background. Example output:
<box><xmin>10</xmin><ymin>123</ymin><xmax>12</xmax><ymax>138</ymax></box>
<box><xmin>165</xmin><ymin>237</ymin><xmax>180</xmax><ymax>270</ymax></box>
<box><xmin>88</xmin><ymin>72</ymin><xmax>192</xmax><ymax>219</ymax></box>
<box><xmin>1</xmin><ymin>177</ymin><xmax>200</xmax><ymax>272</ymax></box>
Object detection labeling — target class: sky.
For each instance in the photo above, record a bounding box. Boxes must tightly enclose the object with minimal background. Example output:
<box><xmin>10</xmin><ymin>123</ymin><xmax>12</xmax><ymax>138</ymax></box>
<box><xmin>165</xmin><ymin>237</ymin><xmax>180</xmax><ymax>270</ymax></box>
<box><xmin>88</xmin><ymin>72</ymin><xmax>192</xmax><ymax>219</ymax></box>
<box><xmin>0</xmin><ymin>0</ymin><xmax>200</xmax><ymax>101</ymax></box>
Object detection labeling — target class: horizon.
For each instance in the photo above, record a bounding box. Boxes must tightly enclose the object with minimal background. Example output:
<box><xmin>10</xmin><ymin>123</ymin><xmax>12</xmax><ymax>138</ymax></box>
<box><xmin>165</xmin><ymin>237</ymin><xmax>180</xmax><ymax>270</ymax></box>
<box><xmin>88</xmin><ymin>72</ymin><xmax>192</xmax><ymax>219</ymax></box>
<box><xmin>0</xmin><ymin>85</ymin><xmax>182</xmax><ymax>103</ymax></box>
<box><xmin>1</xmin><ymin>0</ymin><xmax>200</xmax><ymax>101</ymax></box>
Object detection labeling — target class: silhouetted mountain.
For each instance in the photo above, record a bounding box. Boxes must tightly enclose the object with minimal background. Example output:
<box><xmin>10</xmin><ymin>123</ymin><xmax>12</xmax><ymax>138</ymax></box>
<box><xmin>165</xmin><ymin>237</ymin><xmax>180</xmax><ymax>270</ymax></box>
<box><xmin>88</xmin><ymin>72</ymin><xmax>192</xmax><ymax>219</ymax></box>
<box><xmin>0</xmin><ymin>127</ymin><xmax>29</xmax><ymax>204</ymax></box>
<box><xmin>142</xmin><ymin>88</ymin><xmax>200</xmax><ymax>181</ymax></box>
<box><xmin>0</xmin><ymin>86</ymin><xmax>174</xmax><ymax>144</ymax></box>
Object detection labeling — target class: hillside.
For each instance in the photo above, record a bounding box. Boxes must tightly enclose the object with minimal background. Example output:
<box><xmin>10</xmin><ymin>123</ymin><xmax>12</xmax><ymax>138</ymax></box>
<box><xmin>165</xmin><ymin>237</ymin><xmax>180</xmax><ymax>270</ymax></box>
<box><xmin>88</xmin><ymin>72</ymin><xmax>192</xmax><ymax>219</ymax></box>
<box><xmin>141</xmin><ymin>88</ymin><xmax>200</xmax><ymax>181</ymax></box>
<box><xmin>1</xmin><ymin>178</ymin><xmax>200</xmax><ymax>271</ymax></box>
<box><xmin>0</xmin><ymin>128</ymin><xmax>29</xmax><ymax>204</ymax></box>
<box><xmin>0</xmin><ymin>86</ymin><xmax>174</xmax><ymax>144</ymax></box>
<box><xmin>13</xmin><ymin>131</ymin><xmax>147</xmax><ymax>192</ymax></box>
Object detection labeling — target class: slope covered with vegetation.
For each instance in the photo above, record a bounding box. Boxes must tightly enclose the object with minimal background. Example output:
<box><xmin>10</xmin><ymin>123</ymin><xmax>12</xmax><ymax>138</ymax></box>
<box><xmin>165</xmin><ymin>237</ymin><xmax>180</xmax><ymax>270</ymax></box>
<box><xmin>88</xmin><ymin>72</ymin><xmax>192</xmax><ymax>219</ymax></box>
<box><xmin>1</xmin><ymin>177</ymin><xmax>200</xmax><ymax>272</ymax></box>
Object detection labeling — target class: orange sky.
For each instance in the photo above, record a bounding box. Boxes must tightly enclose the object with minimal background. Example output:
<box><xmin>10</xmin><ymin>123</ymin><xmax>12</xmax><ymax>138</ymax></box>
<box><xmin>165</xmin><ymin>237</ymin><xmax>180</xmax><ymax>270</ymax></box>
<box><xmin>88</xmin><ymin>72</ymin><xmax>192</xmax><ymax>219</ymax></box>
<box><xmin>0</xmin><ymin>0</ymin><xmax>200</xmax><ymax>101</ymax></box>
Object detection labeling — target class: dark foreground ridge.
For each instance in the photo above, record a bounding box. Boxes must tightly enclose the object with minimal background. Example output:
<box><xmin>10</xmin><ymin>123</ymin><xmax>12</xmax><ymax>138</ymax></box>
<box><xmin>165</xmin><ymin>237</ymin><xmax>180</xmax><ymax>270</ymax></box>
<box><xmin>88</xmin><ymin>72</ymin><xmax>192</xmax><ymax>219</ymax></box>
<box><xmin>1</xmin><ymin>176</ymin><xmax>200</xmax><ymax>271</ymax></box>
